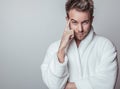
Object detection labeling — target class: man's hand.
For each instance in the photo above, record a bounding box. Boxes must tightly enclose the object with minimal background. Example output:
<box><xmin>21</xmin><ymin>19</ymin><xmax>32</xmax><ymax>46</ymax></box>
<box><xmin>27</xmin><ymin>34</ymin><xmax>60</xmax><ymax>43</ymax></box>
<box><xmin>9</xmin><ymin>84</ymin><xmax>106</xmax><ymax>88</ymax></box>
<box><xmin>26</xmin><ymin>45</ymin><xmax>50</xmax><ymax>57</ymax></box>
<box><xmin>57</xmin><ymin>19</ymin><xmax>74</xmax><ymax>63</ymax></box>
<box><xmin>65</xmin><ymin>82</ymin><xmax>77</xmax><ymax>89</ymax></box>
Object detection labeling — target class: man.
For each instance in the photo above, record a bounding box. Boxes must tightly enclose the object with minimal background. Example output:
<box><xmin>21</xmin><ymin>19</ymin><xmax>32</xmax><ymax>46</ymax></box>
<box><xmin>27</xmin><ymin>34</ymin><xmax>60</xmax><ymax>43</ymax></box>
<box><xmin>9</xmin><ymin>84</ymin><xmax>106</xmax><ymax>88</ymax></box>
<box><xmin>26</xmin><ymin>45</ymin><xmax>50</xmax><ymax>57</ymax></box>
<box><xmin>41</xmin><ymin>0</ymin><xmax>118</xmax><ymax>89</ymax></box>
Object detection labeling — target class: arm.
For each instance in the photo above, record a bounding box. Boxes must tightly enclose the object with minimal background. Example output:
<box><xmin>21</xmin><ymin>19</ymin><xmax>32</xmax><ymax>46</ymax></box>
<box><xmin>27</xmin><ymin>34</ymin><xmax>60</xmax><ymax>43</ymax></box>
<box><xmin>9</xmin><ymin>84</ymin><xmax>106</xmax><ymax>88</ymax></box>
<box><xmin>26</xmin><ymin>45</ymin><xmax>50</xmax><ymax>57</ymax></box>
<box><xmin>41</xmin><ymin>19</ymin><xmax>74</xmax><ymax>89</ymax></box>
<box><xmin>74</xmin><ymin>40</ymin><xmax>118</xmax><ymax>89</ymax></box>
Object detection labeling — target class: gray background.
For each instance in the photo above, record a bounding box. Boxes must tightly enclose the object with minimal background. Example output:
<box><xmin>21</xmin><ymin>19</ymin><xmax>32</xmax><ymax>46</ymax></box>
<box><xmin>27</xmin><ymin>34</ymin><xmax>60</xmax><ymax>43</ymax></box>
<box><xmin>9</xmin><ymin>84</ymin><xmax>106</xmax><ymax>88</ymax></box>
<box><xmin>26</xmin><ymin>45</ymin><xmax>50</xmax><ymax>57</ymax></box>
<box><xmin>0</xmin><ymin>0</ymin><xmax>120</xmax><ymax>89</ymax></box>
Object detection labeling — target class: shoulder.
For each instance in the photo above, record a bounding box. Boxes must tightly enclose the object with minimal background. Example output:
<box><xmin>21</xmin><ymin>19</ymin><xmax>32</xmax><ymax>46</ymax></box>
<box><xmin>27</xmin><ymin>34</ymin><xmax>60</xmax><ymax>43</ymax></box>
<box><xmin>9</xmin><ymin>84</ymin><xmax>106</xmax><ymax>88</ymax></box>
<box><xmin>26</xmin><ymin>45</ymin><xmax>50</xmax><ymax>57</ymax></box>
<box><xmin>47</xmin><ymin>40</ymin><xmax>61</xmax><ymax>54</ymax></box>
<box><xmin>94</xmin><ymin>34</ymin><xmax>116</xmax><ymax>51</ymax></box>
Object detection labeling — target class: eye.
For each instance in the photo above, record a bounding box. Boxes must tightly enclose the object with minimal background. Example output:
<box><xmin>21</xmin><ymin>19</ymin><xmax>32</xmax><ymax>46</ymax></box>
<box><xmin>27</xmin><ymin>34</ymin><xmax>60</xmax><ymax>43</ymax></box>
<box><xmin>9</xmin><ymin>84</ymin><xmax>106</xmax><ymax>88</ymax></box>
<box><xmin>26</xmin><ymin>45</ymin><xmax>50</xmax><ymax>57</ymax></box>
<box><xmin>71</xmin><ymin>21</ymin><xmax>77</xmax><ymax>25</ymax></box>
<box><xmin>82</xmin><ymin>20</ymin><xmax>89</xmax><ymax>25</ymax></box>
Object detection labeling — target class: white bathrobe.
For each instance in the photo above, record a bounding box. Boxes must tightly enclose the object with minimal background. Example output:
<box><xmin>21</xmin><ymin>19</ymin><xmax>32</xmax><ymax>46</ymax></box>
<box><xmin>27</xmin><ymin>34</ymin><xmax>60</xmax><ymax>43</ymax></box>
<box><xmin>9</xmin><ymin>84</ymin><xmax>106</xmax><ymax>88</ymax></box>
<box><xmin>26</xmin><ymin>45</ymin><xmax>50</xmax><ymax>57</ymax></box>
<box><xmin>41</xmin><ymin>28</ymin><xmax>118</xmax><ymax>89</ymax></box>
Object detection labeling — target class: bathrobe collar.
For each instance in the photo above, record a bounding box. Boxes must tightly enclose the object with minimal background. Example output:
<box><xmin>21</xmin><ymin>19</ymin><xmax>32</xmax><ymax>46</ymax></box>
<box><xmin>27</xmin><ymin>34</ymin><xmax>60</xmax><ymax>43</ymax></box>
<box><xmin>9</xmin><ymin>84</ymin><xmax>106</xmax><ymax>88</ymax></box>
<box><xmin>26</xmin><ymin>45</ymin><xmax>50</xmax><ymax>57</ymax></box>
<box><xmin>67</xmin><ymin>27</ymin><xmax>95</xmax><ymax>56</ymax></box>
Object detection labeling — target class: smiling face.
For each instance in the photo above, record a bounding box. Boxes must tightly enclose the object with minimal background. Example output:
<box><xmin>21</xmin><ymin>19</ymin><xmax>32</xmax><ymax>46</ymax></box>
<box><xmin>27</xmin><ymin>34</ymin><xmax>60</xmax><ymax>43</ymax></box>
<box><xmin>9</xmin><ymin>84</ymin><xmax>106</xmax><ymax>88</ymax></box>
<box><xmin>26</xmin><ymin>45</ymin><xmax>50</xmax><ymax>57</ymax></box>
<box><xmin>67</xmin><ymin>9</ymin><xmax>93</xmax><ymax>42</ymax></box>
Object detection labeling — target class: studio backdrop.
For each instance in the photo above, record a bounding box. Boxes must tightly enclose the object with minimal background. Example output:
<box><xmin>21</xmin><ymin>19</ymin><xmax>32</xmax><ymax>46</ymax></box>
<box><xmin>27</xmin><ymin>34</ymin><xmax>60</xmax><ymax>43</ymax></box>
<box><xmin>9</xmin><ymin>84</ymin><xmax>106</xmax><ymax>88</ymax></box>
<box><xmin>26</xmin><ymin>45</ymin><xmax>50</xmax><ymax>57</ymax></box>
<box><xmin>0</xmin><ymin>0</ymin><xmax>120</xmax><ymax>89</ymax></box>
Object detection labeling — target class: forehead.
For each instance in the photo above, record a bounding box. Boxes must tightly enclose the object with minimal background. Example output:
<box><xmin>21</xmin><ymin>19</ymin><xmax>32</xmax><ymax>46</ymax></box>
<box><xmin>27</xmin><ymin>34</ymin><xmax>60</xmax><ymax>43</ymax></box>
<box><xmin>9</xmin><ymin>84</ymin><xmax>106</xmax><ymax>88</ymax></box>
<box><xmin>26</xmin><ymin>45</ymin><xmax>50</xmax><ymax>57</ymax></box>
<box><xmin>68</xmin><ymin>9</ymin><xmax>91</xmax><ymax>21</ymax></box>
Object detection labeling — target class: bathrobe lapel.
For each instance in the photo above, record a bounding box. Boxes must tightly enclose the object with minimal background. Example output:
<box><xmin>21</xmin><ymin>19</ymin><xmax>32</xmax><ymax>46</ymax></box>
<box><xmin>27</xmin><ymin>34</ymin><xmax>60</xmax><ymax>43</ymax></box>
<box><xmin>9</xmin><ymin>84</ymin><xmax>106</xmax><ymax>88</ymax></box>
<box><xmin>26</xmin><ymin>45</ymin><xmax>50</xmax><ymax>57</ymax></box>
<box><xmin>66</xmin><ymin>28</ymin><xmax>95</xmax><ymax>80</ymax></box>
<box><xmin>67</xmin><ymin>39</ymin><xmax>82</xmax><ymax>80</ymax></box>
<box><xmin>78</xmin><ymin>28</ymin><xmax>94</xmax><ymax>58</ymax></box>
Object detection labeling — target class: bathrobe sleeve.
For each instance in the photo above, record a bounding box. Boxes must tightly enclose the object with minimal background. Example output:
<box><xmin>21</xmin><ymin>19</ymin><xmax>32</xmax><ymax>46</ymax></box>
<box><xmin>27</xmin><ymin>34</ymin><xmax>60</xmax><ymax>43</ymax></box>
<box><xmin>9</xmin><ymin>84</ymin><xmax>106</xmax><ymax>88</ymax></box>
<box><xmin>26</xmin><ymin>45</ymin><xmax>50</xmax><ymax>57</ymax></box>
<box><xmin>74</xmin><ymin>40</ymin><xmax>118</xmax><ymax>89</ymax></box>
<box><xmin>41</xmin><ymin>44</ymin><xmax>69</xmax><ymax>89</ymax></box>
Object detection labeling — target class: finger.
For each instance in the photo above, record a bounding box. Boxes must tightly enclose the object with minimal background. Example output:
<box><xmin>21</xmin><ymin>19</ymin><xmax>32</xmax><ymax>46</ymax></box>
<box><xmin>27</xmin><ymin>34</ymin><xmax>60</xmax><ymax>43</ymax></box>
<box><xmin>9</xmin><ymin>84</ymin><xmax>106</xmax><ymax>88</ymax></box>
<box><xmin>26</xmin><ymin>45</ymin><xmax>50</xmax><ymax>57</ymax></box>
<box><xmin>70</xmin><ymin>29</ymin><xmax>75</xmax><ymax>35</ymax></box>
<box><xmin>70</xmin><ymin>32</ymin><xmax>74</xmax><ymax>39</ymax></box>
<box><xmin>66</xmin><ymin>19</ymin><xmax>70</xmax><ymax>28</ymax></box>
<box><xmin>65</xmin><ymin>19</ymin><xmax>71</xmax><ymax>31</ymax></box>
<box><xmin>69</xmin><ymin>35</ymin><xmax>74</xmax><ymax>40</ymax></box>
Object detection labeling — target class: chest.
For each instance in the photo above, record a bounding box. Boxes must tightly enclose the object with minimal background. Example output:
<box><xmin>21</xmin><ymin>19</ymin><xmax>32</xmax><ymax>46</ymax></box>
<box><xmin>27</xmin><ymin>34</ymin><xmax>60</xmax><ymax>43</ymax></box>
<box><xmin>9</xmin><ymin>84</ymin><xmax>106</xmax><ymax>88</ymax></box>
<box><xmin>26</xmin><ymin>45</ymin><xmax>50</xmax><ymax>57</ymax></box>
<box><xmin>67</xmin><ymin>42</ymin><xmax>102</xmax><ymax>79</ymax></box>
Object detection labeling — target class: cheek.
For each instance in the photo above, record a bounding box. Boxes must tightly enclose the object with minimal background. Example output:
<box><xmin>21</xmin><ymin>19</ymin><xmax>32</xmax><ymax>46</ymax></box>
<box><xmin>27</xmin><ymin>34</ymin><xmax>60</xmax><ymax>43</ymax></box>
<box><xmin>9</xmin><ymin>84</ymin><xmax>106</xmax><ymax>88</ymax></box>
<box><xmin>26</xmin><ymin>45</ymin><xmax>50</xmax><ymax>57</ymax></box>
<box><xmin>83</xmin><ymin>24</ymin><xmax>91</xmax><ymax>31</ymax></box>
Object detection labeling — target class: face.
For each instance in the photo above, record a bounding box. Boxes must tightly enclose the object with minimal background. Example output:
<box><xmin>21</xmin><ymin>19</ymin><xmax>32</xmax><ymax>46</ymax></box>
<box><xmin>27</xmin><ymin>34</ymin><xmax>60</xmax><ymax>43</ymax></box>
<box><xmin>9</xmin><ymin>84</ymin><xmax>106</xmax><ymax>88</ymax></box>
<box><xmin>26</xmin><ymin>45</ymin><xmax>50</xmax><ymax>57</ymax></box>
<box><xmin>67</xmin><ymin>9</ymin><xmax>93</xmax><ymax>41</ymax></box>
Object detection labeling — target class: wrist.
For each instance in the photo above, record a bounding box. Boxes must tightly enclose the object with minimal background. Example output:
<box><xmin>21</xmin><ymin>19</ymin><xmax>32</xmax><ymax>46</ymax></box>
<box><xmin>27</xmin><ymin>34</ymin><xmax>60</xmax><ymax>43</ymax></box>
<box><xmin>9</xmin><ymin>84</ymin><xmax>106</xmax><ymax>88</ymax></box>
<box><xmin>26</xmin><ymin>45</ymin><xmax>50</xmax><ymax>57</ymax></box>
<box><xmin>57</xmin><ymin>49</ymin><xmax>65</xmax><ymax>63</ymax></box>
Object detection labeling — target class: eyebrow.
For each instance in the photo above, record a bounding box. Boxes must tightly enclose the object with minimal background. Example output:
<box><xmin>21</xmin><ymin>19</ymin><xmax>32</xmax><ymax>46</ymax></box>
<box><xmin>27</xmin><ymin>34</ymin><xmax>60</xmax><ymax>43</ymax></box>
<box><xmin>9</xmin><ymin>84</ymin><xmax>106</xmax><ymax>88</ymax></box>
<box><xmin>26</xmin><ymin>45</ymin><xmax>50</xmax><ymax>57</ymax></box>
<box><xmin>82</xmin><ymin>20</ymin><xmax>90</xmax><ymax>23</ymax></box>
<box><xmin>71</xmin><ymin>19</ymin><xmax>78</xmax><ymax>22</ymax></box>
<box><xmin>71</xmin><ymin>19</ymin><xmax>90</xmax><ymax>23</ymax></box>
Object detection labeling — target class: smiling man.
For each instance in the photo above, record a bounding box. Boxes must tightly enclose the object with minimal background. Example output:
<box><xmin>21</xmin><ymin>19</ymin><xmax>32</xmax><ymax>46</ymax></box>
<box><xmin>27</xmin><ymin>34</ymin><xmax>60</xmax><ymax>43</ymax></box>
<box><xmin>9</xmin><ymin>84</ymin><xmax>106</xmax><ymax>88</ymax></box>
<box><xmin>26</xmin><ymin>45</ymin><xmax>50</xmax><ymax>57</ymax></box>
<box><xmin>41</xmin><ymin>0</ymin><xmax>118</xmax><ymax>89</ymax></box>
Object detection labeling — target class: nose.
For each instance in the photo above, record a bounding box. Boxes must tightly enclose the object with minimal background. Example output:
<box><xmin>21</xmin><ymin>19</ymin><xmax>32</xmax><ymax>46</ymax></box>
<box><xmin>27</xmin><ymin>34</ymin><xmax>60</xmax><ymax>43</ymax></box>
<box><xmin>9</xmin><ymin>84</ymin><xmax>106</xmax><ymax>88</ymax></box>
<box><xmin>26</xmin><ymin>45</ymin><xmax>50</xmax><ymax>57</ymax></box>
<box><xmin>78</xmin><ymin>24</ymin><xmax>83</xmax><ymax>32</ymax></box>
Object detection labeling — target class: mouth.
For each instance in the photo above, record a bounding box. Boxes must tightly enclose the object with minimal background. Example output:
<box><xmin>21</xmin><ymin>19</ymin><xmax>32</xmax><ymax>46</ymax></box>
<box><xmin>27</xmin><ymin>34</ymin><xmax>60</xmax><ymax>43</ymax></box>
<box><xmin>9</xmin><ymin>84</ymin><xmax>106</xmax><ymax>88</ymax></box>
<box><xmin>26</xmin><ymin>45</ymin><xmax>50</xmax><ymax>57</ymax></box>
<box><xmin>76</xmin><ymin>33</ymin><xmax>84</xmax><ymax>36</ymax></box>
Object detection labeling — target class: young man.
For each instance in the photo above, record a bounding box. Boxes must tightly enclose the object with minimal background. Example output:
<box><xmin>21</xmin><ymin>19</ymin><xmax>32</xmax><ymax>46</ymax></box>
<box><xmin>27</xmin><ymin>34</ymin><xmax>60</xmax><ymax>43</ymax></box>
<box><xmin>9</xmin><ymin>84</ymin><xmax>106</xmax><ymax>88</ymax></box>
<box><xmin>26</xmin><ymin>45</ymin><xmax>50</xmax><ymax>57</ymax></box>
<box><xmin>41</xmin><ymin>0</ymin><xmax>118</xmax><ymax>89</ymax></box>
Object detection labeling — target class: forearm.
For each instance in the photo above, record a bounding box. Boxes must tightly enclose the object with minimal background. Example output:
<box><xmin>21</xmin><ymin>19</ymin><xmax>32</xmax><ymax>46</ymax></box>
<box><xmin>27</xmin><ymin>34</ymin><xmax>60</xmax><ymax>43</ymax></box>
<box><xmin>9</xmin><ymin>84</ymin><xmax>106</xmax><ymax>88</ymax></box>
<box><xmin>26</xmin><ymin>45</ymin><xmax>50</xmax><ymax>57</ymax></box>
<box><xmin>57</xmin><ymin>48</ymin><xmax>66</xmax><ymax>63</ymax></box>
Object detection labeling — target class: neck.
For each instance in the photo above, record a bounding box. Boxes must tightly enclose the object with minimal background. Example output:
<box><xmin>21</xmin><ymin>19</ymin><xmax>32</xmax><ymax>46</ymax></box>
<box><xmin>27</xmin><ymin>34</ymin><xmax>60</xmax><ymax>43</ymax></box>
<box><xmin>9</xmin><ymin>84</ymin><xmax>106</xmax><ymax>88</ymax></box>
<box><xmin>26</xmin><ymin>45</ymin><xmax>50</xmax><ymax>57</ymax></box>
<box><xmin>75</xmin><ymin>39</ymin><xmax>81</xmax><ymax>48</ymax></box>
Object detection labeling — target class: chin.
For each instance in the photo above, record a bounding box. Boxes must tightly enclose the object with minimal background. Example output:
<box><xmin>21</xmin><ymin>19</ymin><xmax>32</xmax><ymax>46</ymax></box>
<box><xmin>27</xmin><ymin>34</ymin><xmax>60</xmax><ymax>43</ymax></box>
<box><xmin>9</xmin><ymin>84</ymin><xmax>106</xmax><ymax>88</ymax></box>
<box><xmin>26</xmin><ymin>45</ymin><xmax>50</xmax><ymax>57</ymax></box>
<box><xmin>75</xmin><ymin>32</ymin><xmax>88</xmax><ymax>41</ymax></box>
<box><xmin>75</xmin><ymin>36</ymin><xmax>85</xmax><ymax>41</ymax></box>
<box><xmin>78</xmin><ymin>37</ymin><xmax>85</xmax><ymax>41</ymax></box>
<box><xmin>79</xmin><ymin>34</ymin><xmax>86</xmax><ymax>39</ymax></box>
